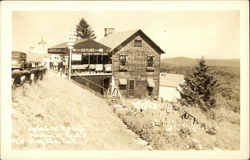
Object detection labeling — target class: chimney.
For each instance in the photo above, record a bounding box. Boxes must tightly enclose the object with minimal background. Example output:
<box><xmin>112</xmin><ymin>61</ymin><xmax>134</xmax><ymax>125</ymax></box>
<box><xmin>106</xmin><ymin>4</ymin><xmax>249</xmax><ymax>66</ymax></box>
<box><xmin>104</xmin><ymin>28</ymin><xmax>115</xmax><ymax>37</ymax></box>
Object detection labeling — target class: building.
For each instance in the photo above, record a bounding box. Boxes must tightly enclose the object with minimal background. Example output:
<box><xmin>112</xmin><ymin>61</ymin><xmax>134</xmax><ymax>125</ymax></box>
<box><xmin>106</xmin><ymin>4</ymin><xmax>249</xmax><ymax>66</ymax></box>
<box><xmin>159</xmin><ymin>73</ymin><xmax>184</xmax><ymax>102</ymax></box>
<box><xmin>48</xmin><ymin>29</ymin><xmax>165</xmax><ymax>98</ymax></box>
<box><xmin>48</xmin><ymin>39</ymin><xmax>112</xmax><ymax>94</ymax></box>
<box><xmin>99</xmin><ymin>29</ymin><xmax>165</xmax><ymax>98</ymax></box>
<box><xmin>30</xmin><ymin>37</ymin><xmax>48</xmax><ymax>54</ymax></box>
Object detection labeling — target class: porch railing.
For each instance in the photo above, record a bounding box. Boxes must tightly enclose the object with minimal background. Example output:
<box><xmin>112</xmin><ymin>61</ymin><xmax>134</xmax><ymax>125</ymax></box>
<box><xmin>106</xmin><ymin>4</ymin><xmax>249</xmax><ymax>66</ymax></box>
<box><xmin>73</xmin><ymin>74</ymin><xmax>108</xmax><ymax>98</ymax></box>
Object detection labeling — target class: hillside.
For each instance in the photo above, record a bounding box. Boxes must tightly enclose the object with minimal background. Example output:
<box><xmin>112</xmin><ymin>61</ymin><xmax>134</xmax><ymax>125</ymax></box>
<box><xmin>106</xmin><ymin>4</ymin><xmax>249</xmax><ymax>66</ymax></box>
<box><xmin>11</xmin><ymin>70</ymin><xmax>240</xmax><ymax>151</ymax></box>
<box><xmin>161</xmin><ymin>57</ymin><xmax>240</xmax><ymax>67</ymax></box>
<box><xmin>12</xmin><ymin>71</ymin><xmax>147</xmax><ymax>150</ymax></box>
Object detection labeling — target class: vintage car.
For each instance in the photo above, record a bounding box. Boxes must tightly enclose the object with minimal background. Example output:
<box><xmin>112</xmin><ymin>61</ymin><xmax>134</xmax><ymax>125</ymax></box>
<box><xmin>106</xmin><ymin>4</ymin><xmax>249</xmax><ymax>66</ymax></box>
<box><xmin>12</xmin><ymin>51</ymin><xmax>27</xmax><ymax>70</ymax></box>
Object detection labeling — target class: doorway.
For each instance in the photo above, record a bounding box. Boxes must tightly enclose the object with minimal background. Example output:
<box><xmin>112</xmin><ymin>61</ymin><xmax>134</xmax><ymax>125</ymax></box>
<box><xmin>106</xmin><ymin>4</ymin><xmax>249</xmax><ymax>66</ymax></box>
<box><xmin>128</xmin><ymin>80</ymin><xmax>135</xmax><ymax>97</ymax></box>
<box><xmin>147</xmin><ymin>87</ymin><xmax>153</xmax><ymax>96</ymax></box>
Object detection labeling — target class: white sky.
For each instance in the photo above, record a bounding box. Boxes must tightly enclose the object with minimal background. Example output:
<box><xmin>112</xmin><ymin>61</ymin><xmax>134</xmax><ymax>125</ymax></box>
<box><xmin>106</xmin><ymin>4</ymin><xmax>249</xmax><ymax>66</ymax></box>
<box><xmin>12</xmin><ymin>11</ymin><xmax>240</xmax><ymax>59</ymax></box>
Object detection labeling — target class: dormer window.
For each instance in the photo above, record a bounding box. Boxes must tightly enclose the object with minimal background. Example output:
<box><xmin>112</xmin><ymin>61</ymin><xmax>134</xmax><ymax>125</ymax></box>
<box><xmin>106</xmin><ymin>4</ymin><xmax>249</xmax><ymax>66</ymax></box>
<box><xmin>134</xmin><ymin>40</ymin><xmax>142</xmax><ymax>47</ymax></box>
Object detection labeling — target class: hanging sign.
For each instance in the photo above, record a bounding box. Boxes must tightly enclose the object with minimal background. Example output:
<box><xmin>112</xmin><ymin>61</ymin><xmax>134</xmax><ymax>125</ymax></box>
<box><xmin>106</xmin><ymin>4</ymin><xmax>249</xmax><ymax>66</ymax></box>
<box><xmin>72</xmin><ymin>54</ymin><xmax>82</xmax><ymax>61</ymax></box>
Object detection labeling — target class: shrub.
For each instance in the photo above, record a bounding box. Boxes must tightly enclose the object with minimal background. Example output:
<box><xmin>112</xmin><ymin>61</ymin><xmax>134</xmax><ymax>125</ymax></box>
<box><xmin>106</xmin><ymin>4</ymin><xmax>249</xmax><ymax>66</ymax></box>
<box><xmin>178</xmin><ymin>57</ymin><xmax>220</xmax><ymax>111</ymax></box>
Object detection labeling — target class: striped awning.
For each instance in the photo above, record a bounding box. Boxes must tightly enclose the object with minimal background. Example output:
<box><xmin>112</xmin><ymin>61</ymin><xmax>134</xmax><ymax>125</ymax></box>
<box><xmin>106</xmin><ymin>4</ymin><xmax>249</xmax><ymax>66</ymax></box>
<box><xmin>119</xmin><ymin>78</ymin><xmax>127</xmax><ymax>85</ymax></box>
<box><xmin>147</xmin><ymin>78</ymin><xmax>155</xmax><ymax>87</ymax></box>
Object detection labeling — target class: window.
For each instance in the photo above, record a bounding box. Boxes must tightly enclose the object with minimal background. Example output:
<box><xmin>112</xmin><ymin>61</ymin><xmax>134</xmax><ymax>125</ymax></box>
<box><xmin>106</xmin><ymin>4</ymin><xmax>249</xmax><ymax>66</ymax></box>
<box><xmin>119</xmin><ymin>55</ymin><xmax>127</xmax><ymax>66</ymax></box>
<box><xmin>147</xmin><ymin>56</ymin><xmax>154</xmax><ymax>67</ymax></box>
<box><xmin>129</xmin><ymin>80</ymin><xmax>135</xmax><ymax>89</ymax></box>
<box><xmin>119</xmin><ymin>85</ymin><xmax>127</xmax><ymax>90</ymax></box>
<box><xmin>128</xmin><ymin>80</ymin><xmax>135</xmax><ymax>97</ymax></box>
<box><xmin>119</xmin><ymin>78</ymin><xmax>127</xmax><ymax>90</ymax></box>
<box><xmin>134</xmin><ymin>40</ymin><xmax>142</xmax><ymax>47</ymax></box>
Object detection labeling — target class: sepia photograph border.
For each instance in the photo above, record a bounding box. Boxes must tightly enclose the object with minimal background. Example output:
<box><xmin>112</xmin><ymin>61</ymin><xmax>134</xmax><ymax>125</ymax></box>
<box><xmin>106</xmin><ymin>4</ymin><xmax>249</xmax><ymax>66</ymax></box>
<box><xmin>1</xmin><ymin>1</ymin><xmax>249</xmax><ymax>160</ymax></box>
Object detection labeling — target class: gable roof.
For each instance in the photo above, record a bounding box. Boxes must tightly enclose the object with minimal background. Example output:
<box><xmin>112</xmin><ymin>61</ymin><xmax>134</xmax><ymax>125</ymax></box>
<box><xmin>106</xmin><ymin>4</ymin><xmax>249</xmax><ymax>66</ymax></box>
<box><xmin>49</xmin><ymin>39</ymin><xmax>89</xmax><ymax>49</ymax></box>
<box><xmin>160</xmin><ymin>73</ymin><xmax>184</xmax><ymax>87</ymax></box>
<box><xmin>99</xmin><ymin>29</ymin><xmax>165</xmax><ymax>54</ymax></box>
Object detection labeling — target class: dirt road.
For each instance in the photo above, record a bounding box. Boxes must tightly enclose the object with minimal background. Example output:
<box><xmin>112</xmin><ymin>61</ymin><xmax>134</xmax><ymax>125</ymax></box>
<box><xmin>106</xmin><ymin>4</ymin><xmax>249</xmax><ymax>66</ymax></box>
<box><xmin>12</xmin><ymin>71</ymin><xmax>146</xmax><ymax>150</ymax></box>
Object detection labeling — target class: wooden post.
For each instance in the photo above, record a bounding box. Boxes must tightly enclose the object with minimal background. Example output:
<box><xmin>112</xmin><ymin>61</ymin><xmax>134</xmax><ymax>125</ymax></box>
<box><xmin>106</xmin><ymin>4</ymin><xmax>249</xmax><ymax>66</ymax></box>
<box><xmin>88</xmin><ymin>54</ymin><xmax>90</xmax><ymax>71</ymax></box>
<box><xmin>69</xmin><ymin>48</ymin><xmax>72</xmax><ymax>80</ymax></box>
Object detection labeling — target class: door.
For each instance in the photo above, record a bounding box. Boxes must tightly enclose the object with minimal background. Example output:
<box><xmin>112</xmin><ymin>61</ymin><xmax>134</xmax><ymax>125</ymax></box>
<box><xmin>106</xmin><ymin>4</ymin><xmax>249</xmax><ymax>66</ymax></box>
<box><xmin>147</xmin><ymin>87</ymin><xmax>153</xmax><ymax>96</ymax></box>
<box><xmin>128</xmin><ymin>80</ymin><xmax>135</xmax><ymax>97</ymax></box>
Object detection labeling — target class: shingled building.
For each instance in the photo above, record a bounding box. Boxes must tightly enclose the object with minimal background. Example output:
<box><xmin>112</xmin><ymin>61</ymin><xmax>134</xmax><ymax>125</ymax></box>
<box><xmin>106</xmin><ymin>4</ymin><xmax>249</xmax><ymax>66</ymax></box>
<box><xmin>99</xmin><ymin>29</ymin><xmax>165</xmax><ymax>98</ymax></box>
<box><xmin>48</xmin><ymin>29</ymin><xmax>165</xmax><ymax>98</ymax></box>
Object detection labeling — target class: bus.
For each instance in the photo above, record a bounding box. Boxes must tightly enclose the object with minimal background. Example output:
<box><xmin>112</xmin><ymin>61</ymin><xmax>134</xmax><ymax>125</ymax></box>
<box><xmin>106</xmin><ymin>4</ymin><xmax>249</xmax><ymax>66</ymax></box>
<box><xmin>12</xmin><ymin>51</ymin><xmax>27</xmax><ymax>70</ymax></box>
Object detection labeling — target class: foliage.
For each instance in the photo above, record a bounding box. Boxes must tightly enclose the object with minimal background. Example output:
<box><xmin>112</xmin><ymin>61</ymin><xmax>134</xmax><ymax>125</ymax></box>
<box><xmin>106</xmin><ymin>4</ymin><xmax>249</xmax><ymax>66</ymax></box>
<box><xmin>178</xmin><ymin>57</ymin><xmax>220</xmax><ymax>111</ymax></box>
<box><xmin>75</xmin><ymin>18</ymin><xmax>96</xmax><ymax>39</ymax></box>
<box><xmin>160</xmin><ymin>57</ymin><xmax>240</xmax><ymax>113</ymax></box>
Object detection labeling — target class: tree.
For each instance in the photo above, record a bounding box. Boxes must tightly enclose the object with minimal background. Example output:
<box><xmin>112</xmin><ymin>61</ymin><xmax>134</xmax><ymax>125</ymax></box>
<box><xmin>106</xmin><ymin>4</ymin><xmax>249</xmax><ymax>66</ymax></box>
<box><xmin>178</xmin><ymin>57</ymin><xmax>220</xmax><ymax>111</ymax></box>
<box><xmin>75</xmin><ymin>18</ymin><xmax>96</xmax><ymax>39</ymax></box>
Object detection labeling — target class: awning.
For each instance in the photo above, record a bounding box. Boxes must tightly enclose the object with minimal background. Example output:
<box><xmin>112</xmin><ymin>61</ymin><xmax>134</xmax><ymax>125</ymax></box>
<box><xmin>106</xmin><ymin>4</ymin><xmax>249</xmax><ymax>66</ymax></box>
<box><xmin>119</xmin><ymin>78</ymin><xmax>127</xmax><ymax>85</ymax></box>
<box><xmin>147</xmin><ymin>78</ymin><xmax>155</xmax><ymax>87</ymax></box>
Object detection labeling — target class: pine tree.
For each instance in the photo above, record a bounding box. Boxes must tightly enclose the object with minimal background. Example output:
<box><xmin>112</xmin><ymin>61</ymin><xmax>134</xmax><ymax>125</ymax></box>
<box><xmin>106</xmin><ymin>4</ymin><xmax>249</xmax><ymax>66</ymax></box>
<box><xmin>178</xmin><ymin>57</ymin><xmax>220</xmax><ymax>111</ymax></box>
<box><xmin>75</xmin><ymin>18</ymin><xmax>96</xmax><ymax>39</ymax></box>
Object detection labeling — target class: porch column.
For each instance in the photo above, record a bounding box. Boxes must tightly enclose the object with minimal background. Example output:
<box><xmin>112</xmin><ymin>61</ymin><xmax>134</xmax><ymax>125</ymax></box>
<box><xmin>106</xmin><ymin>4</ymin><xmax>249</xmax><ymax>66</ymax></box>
<box><xmin>88</xmin><ymin>54</ymin><xmax>90</xmax><ymax>71</ymax></box>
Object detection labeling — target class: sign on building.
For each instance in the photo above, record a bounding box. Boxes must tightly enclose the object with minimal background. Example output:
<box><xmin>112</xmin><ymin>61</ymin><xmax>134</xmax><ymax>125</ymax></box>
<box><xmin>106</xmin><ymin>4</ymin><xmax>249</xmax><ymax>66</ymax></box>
<box><xmin>72</xmin><ymin>54</ymin><xmax>82</xmax><ymax>61</ymax></box>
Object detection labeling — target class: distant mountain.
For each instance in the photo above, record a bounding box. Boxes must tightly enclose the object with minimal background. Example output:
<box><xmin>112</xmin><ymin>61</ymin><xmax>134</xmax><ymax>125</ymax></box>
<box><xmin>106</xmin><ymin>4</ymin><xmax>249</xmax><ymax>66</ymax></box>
<box><xmin>161</xmin><ymin>57</ymin><xmax>240</xmax><ymax>67</ymax></box>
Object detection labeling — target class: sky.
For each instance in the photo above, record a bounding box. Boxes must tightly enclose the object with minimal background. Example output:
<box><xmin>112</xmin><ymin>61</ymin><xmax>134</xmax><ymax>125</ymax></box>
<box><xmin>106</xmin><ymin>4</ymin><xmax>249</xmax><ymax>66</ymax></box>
<box><xmin>12</xmin><ymin>11</ymin><xmax>240</xmax><ymax>59</ymax></box>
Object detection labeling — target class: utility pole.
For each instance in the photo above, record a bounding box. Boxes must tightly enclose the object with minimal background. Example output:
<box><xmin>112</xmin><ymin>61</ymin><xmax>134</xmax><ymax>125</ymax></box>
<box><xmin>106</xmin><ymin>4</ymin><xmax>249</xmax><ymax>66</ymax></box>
<box><xmin>67</xmin><ymin>32</ymin><xmax>76</xmax><ymax>80</ymax></box>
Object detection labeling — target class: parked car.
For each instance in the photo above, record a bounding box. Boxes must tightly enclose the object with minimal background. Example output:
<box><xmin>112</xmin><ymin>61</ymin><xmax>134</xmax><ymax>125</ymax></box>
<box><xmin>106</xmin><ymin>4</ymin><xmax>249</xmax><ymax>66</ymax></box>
<box><xmin>12</xmin><ymin>51</ymin><xmax>26</xmax><ymax>70</ymax></box>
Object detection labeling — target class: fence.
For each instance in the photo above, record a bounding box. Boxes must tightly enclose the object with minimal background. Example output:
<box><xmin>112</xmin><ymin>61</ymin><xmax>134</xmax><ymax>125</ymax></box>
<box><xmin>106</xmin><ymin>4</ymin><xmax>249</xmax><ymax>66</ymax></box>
<box><xmin>12</xmin><ymin>67</ymin><xmax>47</xmax><ymax>90</ymax></box>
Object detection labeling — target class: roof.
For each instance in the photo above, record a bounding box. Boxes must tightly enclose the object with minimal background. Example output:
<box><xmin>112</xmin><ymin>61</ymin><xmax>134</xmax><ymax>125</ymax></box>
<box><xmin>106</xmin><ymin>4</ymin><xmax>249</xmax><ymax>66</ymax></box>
<box><xmin>160</xmin><ymin>73</ymin><xmax>184</xmax><ymax>88</ymax></box>
<box><xmin>49</xmin><ymin>39</ymin><xmax>89</xmax><ymax>49</ymax></box>
<box><xmin>99</xmin><ymin>29</ymin><xmax>165</xmax><ymax>54</ymax></box>
<box><xmin>99</xmin><ymin>30</ymin><xmax>138</xmax><ymax>51</ymax></box>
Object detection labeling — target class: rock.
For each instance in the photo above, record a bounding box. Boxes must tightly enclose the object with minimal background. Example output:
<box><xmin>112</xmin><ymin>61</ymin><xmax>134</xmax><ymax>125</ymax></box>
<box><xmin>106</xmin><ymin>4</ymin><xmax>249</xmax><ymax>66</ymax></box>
<box><xmin>165</xmin><ymin>125</ymin><xmax>173</xmax><ymax>132</ymax></box>
<box><xmin>145</xmin><ymin>145</ymin><xmax>153</xmax><ymax>150</ymax></box>
<box><xmin>194</xmin><ymin>144</ymin><xmax>203</xmax><ymax>150</ymax></box>
<box><xmin>213</xmin><ymin>147</ymin><xmax>222</xmax><ymax>150</ymax></box>
<box><xmin>137</xmin><ymin>139</ymin><xmax>148</xmax><ymax>146</ymax></box>
<box><xmin>113</xmin><ymin>104</ymin><xmax>122</xmax><ymax>108</ymax></box>
<box><xmin>172</xmin><ymin>104</ymin><xmax>179</xmax><ymax>111</ymax></box>
<box><xmin>206</xmin><ymin>127</ymin><xmax>217</xmax><ymax>135</ymax></box>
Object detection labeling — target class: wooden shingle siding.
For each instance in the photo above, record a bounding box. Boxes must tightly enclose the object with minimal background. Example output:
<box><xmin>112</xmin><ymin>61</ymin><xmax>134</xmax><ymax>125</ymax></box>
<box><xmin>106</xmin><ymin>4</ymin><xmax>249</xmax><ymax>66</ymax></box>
<box><xmin>112</xmin><ymin>35</ymin><xmax>160</xmax><ymax>98</ymax></box>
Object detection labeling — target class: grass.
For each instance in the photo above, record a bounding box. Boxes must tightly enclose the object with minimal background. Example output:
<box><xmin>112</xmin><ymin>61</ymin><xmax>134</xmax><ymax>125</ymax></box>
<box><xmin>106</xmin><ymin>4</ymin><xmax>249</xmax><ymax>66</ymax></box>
<box><xmin>12</xmin><ymin>71</ymin><xmax>146</xmax><ymax>150</ymax></box>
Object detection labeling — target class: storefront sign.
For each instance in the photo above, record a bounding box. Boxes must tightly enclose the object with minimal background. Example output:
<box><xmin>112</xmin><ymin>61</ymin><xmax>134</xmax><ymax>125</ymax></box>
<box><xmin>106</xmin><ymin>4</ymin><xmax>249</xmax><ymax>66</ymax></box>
<box><xmin>48</xmin><ymin>48</ymin><xmax>66</xmax><ymax>53</ymax></box>
<box><xmin>72</xmin><ymin>54</ymin><xmax>82</xmax><ymax>61</ymax></box>
<box><xmin>72</xmin><ymin>65</ymin><xmax>88</xmax><ymax>70</ymax></box>
<box><xmin>73</xmin><ymin>52</ymin><xmax>108</xmax><ymax>55</ymax></box>
<box><xmin>73</xmin><ymin>48</ymin><xmax>104</xmax><ymax>53</ymax></box>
